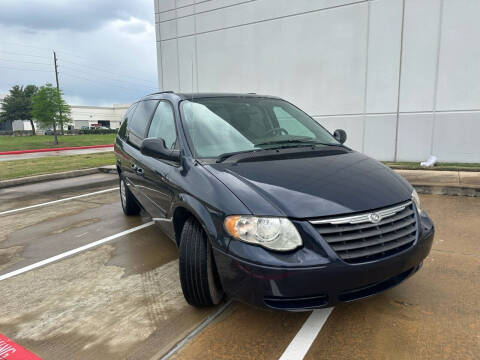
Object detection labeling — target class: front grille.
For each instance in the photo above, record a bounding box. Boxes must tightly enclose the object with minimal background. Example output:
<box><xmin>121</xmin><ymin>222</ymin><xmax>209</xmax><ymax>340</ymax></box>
<box><xmin>310</xmin><ymin>201</ymin><xmax>417</xmax><ymax>264</ymax></box>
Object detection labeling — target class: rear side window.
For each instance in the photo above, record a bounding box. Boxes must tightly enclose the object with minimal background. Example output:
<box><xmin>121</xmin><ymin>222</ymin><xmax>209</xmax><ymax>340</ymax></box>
<box><xmin>118</xmin><ymin>103</ymin><xmax>138</xmax><ymax>140</ymax></box>
<box><xmin>147</xmin><ymin>101</ymin><xmax>177</xmax><ymax>149</ymax></box>
<box><xmin>127</xmin><ymin>100</ymin><xmax>158</xmax><ymax>147</ymax></box>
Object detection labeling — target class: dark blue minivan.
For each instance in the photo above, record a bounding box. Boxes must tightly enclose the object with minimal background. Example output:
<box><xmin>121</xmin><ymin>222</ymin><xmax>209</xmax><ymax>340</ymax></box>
<box><xmin>114</xmin><ymin>92</ymin><xmax>434</xmax><ymax>310</ymax></box>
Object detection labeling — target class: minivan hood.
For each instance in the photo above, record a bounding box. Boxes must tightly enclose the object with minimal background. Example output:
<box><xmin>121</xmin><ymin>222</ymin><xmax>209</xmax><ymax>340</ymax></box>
<box><xmin>205</xmin><ymin>151</ymin><xmax>412</xmax><ymax>218</ymax></box>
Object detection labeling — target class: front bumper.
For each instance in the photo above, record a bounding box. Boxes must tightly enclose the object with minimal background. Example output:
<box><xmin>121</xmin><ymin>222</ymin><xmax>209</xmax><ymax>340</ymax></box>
<box><xmin>213</xmin><ymin>212</ymin><xmax>434</xmax><ymax>311</ymax></box>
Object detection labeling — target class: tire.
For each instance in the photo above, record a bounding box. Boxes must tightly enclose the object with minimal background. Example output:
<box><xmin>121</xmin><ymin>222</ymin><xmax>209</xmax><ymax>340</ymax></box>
<box><xmin>179</xmin><ymin>218</ymin><xmax>224</xmax><ymax>307</ymax></box>
<box><xmin>119</xmin><ymin>177</ymin><xmax>141</xmax><ymax>216</ymax></box>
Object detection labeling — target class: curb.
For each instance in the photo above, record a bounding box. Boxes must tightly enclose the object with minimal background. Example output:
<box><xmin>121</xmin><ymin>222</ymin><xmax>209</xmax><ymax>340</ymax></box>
<box><xmin>412</xmin><ymin>184</ymin><xmax>480</xmax><ymax>197</ymax></box>
<box><xmin>389</xmin><ymin>165</ymin><xmax>480</xmax><ymax>173</ymax></box>
<box><xmin>394</xmin><ymin>169</ymin><xmax>480</xmax><ymax>187</ymax></box>
<box><xmin>0</xmin><ymin>165</ymin><xmax>117</xmax><ymax>189</ymax></box>
<box><xmin>0</xmin><ymin>144</ymin><xmax>113</xmax><ymax>155</ymax></box>
<box><xmin>394</xmin><ymin>169</ymin><xmax>480</xmax><ymax>197</ymax></box>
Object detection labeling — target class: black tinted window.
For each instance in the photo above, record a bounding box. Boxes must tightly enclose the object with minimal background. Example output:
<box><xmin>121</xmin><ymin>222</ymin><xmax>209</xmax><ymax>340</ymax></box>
<box><xmin>128</xmin><ymin>100</ymin><xmax>158</xmax><ymax>137</ymax></box>
<box><xmin>147</xmin><ymin>101</ymin><xmax>177</xmax><ymax>149</ymax></box>
<box><xmin>118</xmin><ymin>103</ymin><xmax>137</xmax><ymax>139</ymax></box>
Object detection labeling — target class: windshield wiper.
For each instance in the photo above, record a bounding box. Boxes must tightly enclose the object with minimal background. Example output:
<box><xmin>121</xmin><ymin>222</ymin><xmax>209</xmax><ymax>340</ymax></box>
<box><xmin>216</xmin><ymin>149</ymin><xmax>263</xmax><ymax>163</ymax></box>
<box><xmin>216</xmin><ymin>141</ymin><xmax>342</xmax><ymax>163</ymax></box>
<box><xmin>254</xmin><ymin>139</ymin><xmax>340</xmax><ymax>148</ymax></box>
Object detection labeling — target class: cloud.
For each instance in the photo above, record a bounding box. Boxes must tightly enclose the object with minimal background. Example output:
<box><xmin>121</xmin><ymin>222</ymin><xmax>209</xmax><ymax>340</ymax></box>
<box><xmin>0</xmin><ymin>1</ymin><xmax>158</xmax><ymax>106</ymax></box>
<box><xmin>0</xmin><ymin>0</ymin><xmax>153</xmax><ymax>31</ymax></box>
<box><xmin>117</xmin><ymin>18</ymin><xmax>150</xmax><ymax>34</ymax></box>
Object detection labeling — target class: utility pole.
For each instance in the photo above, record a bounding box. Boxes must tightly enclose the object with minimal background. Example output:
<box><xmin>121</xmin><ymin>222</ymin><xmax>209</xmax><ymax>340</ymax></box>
<box><xmin>53</xmin><ymin>50</ymin><xmax>63</xmax><ymax>135</ymax></box>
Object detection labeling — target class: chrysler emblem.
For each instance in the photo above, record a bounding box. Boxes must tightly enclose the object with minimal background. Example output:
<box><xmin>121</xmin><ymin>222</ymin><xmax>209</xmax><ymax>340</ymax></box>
<box><xmin>368</xmin><ymin>212</ymin><xmax>382</xmax><ymax>224</ymax></box>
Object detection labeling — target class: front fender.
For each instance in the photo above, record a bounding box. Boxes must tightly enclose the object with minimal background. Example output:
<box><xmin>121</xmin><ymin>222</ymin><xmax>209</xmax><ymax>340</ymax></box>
<box><xmin>172</xmin><ymin>193</ymin><xmax>231</xmax><ymax>250</ymax></box>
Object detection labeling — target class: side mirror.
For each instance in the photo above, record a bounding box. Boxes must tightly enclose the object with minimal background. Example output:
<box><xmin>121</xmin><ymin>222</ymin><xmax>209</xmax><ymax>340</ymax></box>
<box><xmin>141</xmin><ymin>138</ymin><xmax>181</xmax><ymax>163</ymax></box>
<box><xmin>333</xmin><ymin>129</ymin><xmax>347</xmax><ymax>144</ymax></box>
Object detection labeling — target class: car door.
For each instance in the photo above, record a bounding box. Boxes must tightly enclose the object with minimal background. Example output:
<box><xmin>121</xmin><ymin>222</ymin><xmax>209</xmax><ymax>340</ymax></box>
<box><xmin>123</xmin><ymin>100</ymin><xmax>158</xmax><ymax>210</ymax></box>
<box><xmin>136</xmin><ymin>101</ymin><xmax>178</xmax><ymax>230</ymax></box>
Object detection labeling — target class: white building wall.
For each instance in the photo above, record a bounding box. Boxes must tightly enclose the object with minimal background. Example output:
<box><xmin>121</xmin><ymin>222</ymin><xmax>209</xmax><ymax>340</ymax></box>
<box><xmin>70</xmin><ymin>104</ymin><xmax>129</xmax><ymax>129</ymax></box>
<box><xmin>155</xmin><ymin>0</ymin><xmax>480</xmax><ymax>163</ymax></box>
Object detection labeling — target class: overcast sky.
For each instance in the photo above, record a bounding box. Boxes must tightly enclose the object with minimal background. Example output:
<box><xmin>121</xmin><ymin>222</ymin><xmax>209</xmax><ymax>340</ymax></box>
<box><xmin>0</xmin><ymin>0</ymin><xmax>158</xmax><ymax>106</ymax></box>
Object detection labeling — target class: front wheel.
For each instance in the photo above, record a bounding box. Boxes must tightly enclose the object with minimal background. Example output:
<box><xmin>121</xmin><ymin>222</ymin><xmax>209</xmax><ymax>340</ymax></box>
<box><xmin>119</xmin><ymin>177</ymin><xmax>141</xmax><ymax>216</ymax></box>
<box><xmin>179</xmin><ymin>218</ymin><xmax>224</xmax><ymax>307</ymax></box>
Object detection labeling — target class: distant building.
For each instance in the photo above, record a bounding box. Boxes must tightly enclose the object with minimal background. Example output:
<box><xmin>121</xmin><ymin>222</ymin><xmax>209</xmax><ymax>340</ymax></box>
<box><xmin>70</xmin><ymin>103</ymin><xmax>130</xmax><ymax>129</ymax></box>
<box><xmin>0</xmin><ymin>97</ymin><xmax>130</xmax><ymax>132</ymax></box>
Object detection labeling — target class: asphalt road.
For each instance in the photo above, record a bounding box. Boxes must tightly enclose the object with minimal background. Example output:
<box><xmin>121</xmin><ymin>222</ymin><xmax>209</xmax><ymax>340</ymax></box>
<box><xmin>0</xmin><ymin>177</ymin><xmax>478</xmax><ymax>359</ymax></box>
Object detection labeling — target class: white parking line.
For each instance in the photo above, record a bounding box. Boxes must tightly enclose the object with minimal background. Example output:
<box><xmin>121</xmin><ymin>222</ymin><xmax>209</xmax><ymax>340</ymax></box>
<box><xmin>278</xmin><ymin>308</ymin><xmax>333</xmax><ymax>360</ymax></box>
<box><xmin>0</xmin><ymin>221</ymin><xmax>154</xmax><ymax>282</ymax></box>
<box><xmin>0</xmin><ymin>187</ymin><xmax>118</xmax><ymax>216</ymax></box>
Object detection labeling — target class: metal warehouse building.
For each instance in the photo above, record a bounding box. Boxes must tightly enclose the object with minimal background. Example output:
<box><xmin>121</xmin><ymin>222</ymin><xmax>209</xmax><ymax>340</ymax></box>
<box><xmin>70</xmin><ymin>104</ymin><xmax>130</xmax><ymax>129</ymax></box>
<box><xmin>154</xmin><ymin>0</ymin><xmax>480</xmax><ymax>163</ymax></box>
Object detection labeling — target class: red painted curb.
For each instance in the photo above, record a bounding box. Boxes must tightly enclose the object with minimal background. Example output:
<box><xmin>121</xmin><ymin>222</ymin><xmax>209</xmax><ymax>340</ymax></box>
<box><xmin>0</xmin><ymin>144</ymin><xmax>113</xmax><ymax>155</ymax></box>
<box><xmin>0</xmin><ymin>334</ymin><xmax>43</xmax><ymax>359</ymax></box>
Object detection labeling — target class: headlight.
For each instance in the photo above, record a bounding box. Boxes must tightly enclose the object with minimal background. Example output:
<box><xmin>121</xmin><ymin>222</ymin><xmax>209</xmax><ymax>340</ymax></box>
<box><xmin>224</xmin><ymin>216</ymin><xmax>302</xmax><ymax>251</ymax></box>
<box><xmin>412</xmin><ymin>189</ymin><xmax>422</xmax><ymax>214</ymax></box>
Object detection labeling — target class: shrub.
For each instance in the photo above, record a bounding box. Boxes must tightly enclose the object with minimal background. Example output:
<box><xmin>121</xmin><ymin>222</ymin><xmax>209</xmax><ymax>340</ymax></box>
<box><xmin>78</xmin><ymin>129</ymin><xmax>118</xmax><ymax>135</ymax></box>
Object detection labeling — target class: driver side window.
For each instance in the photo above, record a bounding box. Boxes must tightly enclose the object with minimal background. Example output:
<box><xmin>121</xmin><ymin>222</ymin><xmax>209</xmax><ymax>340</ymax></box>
<box><xmin>147</xmin><ymin>101</ymin><xmax>177</xmax><ymax>149</ymax></box>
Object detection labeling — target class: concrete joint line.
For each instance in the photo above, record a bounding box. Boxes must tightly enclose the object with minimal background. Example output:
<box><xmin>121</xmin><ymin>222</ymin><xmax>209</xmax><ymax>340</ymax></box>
<box><xmin>156</xmin><ymin>300</ymin><xmax>233</xmax><ymax>360</ymax></box>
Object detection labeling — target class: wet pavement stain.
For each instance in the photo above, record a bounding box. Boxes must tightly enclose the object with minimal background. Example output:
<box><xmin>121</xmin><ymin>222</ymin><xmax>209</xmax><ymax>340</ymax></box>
<box><xmin>0</xmin><ymin>199</ymin><xmax>143</xmax><ymax>275</ymax></box>
<box><xmin>0</xmin><ymin>192</ymin><xmax>120</xmax><ymax>243</ymax></box>
<box><xmin>105</xmin><ymin>224</ymin><xmax>178</xmax><ymax>278</ymax></box>
<box><xmin>50</xmin><ymin>217</ymin><xmax>100</xmax><ymax>235</ymax></box>
<box><xmin>0</xmin><ymin>245</ymin><xmax>23</xmax><ymax>271</ymax></box>
<box><xmin>0</xmin><ymin>243</ymin><xmax>214</xmax><ymax>359</ymax></box>
<box><xmin>0</xmin><ymin>173</ymin><xmax>117</xmax><ymax>212</ymax></box>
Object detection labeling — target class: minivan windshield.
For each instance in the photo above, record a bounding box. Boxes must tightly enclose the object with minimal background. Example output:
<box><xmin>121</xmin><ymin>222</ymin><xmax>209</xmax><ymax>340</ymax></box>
<box><xmin>180</xmin><ymin>97</ymin><xmax>339</xmax><ymax>159</ymax></box>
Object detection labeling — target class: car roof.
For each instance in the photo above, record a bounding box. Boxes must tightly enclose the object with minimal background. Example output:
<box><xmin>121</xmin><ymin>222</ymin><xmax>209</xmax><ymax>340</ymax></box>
<box><xmin>141</xmin><ymin>91</ymin><xmax>281</xmax><ymax>102</ymax></box>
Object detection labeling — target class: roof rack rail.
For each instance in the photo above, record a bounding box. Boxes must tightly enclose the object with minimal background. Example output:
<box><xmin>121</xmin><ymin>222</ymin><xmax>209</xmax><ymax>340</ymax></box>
<box><xmin>148</xmin><ymin>90</ymin><xmax>174</xmax><ymax>95</ymax></box>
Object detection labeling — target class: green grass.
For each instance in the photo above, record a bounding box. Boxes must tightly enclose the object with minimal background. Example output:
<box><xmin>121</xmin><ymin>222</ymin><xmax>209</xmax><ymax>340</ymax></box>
<box><xmin>0</xmin><ymin>152</ymin><xmax>116</xmax><ymax>181</ymax></box>
<box><xmin>0</xmin><ymin>134</ymin><xmax>116</xmax><ymax>151</ymax></box>
<box><xmin>383</xmin><ymin>161</ymin><xmax>480</xmax><ymax>172</ymax></box>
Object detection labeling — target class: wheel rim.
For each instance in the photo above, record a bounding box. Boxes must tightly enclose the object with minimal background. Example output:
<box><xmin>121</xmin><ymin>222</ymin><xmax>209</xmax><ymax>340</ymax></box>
<box><xmin>120</xmin><ymin>179</ymin><xmax>127</xmax><ymax>206</ymax></box>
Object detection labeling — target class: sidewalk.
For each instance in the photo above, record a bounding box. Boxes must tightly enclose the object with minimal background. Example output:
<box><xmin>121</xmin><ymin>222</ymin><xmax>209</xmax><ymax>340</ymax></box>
<box><xmin>0</xmin><ymin>146</ymin><xmax>113</xmax><ymax>161</ymax></box>
<box><xmin>0</xmin><ymin>165</ymin><xmax>116</xmax><ymax>189</ymax></box>
<box><xmin>395</xmin><ymin>169</ymin><xmax>480</xmax><ymax>197</ymax></box>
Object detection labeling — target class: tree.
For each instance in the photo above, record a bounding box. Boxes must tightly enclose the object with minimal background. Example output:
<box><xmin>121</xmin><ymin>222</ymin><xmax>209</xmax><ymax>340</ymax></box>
<box><xmin>0</xmin><ymin>85</ymin><xmax>38</xmax><ymax>135</ymax></box>
<box><xmin>31</xmin><ymin>83</ymin><xmax>71</xmax><ymax>144</ymax></box>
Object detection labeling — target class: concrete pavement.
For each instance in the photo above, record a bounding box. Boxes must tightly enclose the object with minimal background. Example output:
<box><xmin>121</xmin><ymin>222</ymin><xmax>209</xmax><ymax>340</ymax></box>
<box><xmin>0</xmin><ymin>172</ymin><xmax>118</xmax><ymax>212</ymax></box>
<box><xmin>169</xmin><ymin>194</ymin><xmax>480</xmax><ymax>360</ymax></box>
<box><xmin>0</xmin><ymin>183</ymin><xmax>220</xmax><ymax>359</ymax></box>
<box><xmin>0</xmin><ymin>178</ymin><xmax>478</xmax><ymax>359</ymax></box>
